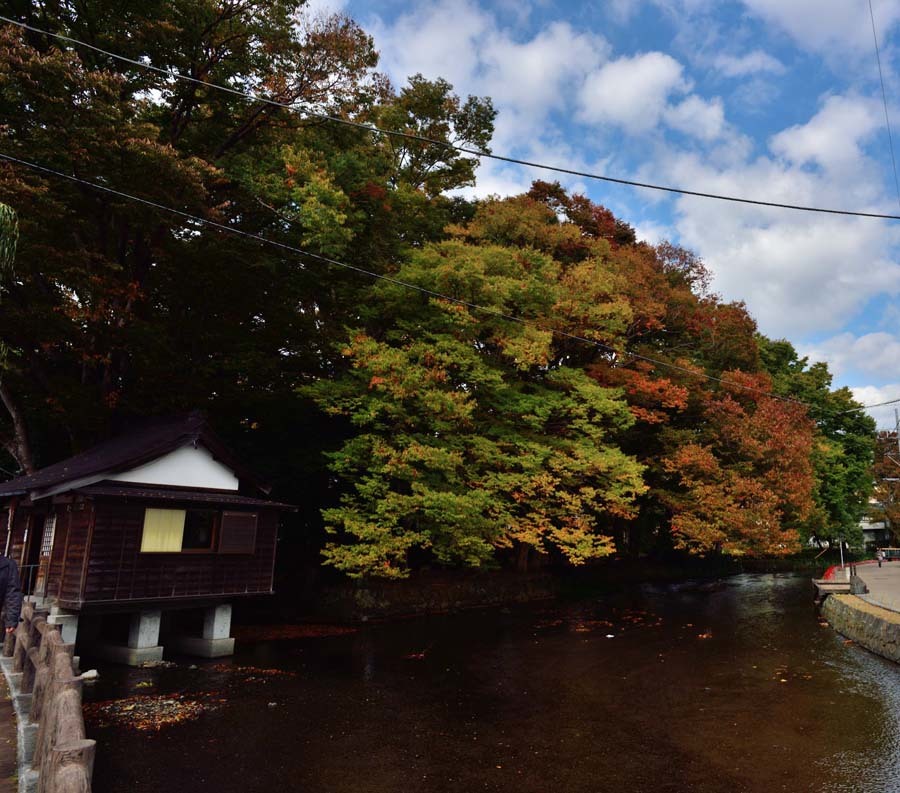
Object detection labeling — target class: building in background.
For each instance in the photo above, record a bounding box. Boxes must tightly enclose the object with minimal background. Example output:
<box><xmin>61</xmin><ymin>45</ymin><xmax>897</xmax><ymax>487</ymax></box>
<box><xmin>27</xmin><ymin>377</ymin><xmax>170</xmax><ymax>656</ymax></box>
<box><xmin>0</xmin><ymin>412</ymin><xmax>290</xmax><ymax>665</ymax></box>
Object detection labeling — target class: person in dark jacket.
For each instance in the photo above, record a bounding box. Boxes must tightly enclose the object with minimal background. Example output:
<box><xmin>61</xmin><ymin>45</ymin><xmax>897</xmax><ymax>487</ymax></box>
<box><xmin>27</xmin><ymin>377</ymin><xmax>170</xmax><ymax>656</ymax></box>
<box><xmin>0</xmin><ymin>556</ymin><xmax>22</xmax><ymax>634</ymax></box>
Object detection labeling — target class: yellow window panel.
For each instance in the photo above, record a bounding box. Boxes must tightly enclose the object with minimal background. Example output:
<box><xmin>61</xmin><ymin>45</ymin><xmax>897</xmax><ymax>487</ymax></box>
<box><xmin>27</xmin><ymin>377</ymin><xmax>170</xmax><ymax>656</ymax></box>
<box><xmin>140</xmin><ymin>508</ymin><xmax>185</xmax><ymax>552</ymax></box>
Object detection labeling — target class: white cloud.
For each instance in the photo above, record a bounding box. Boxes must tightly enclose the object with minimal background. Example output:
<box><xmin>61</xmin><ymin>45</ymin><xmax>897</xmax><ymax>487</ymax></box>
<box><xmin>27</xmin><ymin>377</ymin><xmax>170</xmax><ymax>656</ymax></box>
<box><xmin>800</xmin><ymin>332</ymin><xmax>900</xmax><ymax>381</ymax></box>
<box><xmin>849</xmin><ymin>384</ymin><xmax>900</xmax><ymax>429</ymax></box>
<box><xmin>639</xmin><ymin>87</ymin><xmax>900</xmax><ymax>339</ymax></box>
<box><xmin>577</xmin><ymin>52</ymin><xmax>688</xmax><ymax>132</ymax></box>
<box><xmin>366</xmin><ymin>0</ymin><xmax>609</xmax><ymax>150</ymax></box>
<box><xmin>480</xmin><ymin>22</ymin><xmax>609</xmax><ymax>118</ymax></box>
<box><xmin>665</xmin><ymin>95</ymin><xmax>726</xmax><ymax>141</ymax></box>
<box><xmin>358</xmin><ymin>1</ymin><xmax>900</xmax><ymax>352</ymax></box>
<box><xmin>659</xmin><ymin>147</ymin><xmax>900</xmax><ymax>336</ymax></box>
<box><xmin>607</xmin><ymin>0</ymin><xmax>642</xmax><ymax>25</ymax></box>
<box><xmin>366</xmin><ymin>0</ymin><xmax>492</xmax><ymax>93</ymax></box>
<box><xmin>713</xmin><ymin>50</ymin><xmax>785</xmax><ymax>77</ymax></box>
<box><xmin>740</xmin><ymin>0</ymin><xmax>900</xmax><ymax>57</ymax></box>
<box><xmin>770</xmin><ymin>95</ymin><xmax>882</xmax><ymax>174</ymax></box>
<box><xmin>299</xmin><ymin>0</ymin><xmax>349</xmax><ymax>17</ymax></box>
<box><xmin>632</xmin><ymin>219</ymin><xmax>674</xmax><ymax>245</ymax></box>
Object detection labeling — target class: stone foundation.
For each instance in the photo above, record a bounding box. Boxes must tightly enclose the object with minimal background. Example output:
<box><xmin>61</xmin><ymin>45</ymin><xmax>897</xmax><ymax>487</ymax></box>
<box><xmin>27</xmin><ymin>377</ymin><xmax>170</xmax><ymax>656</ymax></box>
<box><xmin>87</xmin><ymin>604</ymin><xmax>235</xmax><ymax>665</ymax></box>
<box><xmin>821</xmin><ymin>594</ymin><xmax>900</xmax><ymax>664</ymax></box>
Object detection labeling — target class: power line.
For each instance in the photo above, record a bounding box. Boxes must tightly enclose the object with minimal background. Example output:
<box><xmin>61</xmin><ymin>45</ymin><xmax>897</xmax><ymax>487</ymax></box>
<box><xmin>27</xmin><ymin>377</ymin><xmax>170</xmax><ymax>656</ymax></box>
<box><xmin>4</xmin><ymin>14</ymin><xmax>900</xmax><ymax>222</ymax></box>
<box><xmin>869</xmin><ymin>0</ymin><xmax>900</xmax><ymax>213</ymax></box>
<box><xmin>4</xmin><ymin>150</ymin><xmax>899</xmax><ymax>418</ymax></box>
<box><xmin>0</xmin><ymin>150</ymin><xmax>825</xmax><ymax>411</ymax></box>
<box><xmin>7</xmin><ymin>150</ymin><xmax>900</xmax><ymax>420</ymax></box>
<box><xmin>839</xmin><ymin>395</ymin><xmax>900</xmax><ymax>414</ymax></box>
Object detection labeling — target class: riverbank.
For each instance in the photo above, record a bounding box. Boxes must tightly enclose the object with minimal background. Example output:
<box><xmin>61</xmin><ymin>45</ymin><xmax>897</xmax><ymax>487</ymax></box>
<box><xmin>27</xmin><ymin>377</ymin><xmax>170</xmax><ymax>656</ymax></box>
<box><xmin>248</xmin><ymin>553</ymin><xmax>846</xmax><ymax>624</ymax></box>
<box><xmin>818</xmin><ymin>562</ymin><xmax>900</xmax><ymax>666</ymax></box>
<box><xmin>821</xmin><ymin>594</ymin><xmax>900</xmax><ymax>664</ymax></box>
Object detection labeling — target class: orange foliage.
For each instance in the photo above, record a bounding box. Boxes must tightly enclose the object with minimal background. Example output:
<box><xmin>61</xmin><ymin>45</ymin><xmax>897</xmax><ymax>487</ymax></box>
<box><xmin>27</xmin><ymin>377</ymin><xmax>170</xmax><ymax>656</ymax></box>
<box><xmin>663</xmin><ymin>375</ymin><xmax>815</xmax><ymax>556</ymax></box>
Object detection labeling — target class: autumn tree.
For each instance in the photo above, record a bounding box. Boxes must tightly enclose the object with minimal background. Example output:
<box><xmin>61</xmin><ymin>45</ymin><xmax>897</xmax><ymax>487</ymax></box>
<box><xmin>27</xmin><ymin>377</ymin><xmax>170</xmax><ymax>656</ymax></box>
<box><xmin>870</xmin><ymin>432</ymin><xmax>900</xmax><ymax>545</ymax></box>
<box><xmin>0</xmin><ymin>2</ymin><xmax>493</xmax><ymax>478</ymax></box>
<box><xmin>305</xmin><ymin>238</ymin><xmax>645</xmax><ymax>578</ymax></box>
<box><xmin>660</xmin><ymin>371</ymin><xmax>816</xmax><ymax>555</ymax></box>
<box><xmin>757</xmin><ymin>337</ymin><xmax>874</xmax><ymax>545</ymax></box>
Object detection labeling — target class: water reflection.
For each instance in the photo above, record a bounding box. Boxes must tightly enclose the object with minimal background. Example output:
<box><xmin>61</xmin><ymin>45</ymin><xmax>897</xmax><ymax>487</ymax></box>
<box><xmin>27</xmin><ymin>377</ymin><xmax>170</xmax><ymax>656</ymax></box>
<box><xmin>85</xmin><ymin>574</ymin><xmax>900</xmax><ymax>793</ymax></box>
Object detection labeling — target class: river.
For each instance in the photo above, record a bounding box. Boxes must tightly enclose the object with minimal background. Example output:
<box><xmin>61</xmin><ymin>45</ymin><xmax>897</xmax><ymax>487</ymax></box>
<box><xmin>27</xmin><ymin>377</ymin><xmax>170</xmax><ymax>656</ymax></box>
<box><xmin>83</xmin><ymin>574</ymin><xmax>900</xmax><ymax>792</ymax></box>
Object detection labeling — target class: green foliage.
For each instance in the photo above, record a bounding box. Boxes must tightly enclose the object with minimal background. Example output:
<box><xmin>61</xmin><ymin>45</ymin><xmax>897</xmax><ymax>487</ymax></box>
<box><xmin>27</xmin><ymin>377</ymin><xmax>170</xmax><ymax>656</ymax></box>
<box><xmin>0</xmin><ymin>2</ymin><xmax>877</xmax><ymax>578</ymax></box>
<box><xmin>305</xmin><ymin>241</ymin><xmax>645</xmax><ymax>578</ymax></box>
<box><xmin>757</xmin><ymin>336</ymin><xmax>874</xmax><ymax>544</ymax></box>
<box><xmin>375</xmin><ymin>74</ymin><xmax>496</xmax><ymax>196</ymax></box>
<box><xmin>0</xmin><ymin>202</ymin><xmax>16</xmax><ymax>279</ymax></box>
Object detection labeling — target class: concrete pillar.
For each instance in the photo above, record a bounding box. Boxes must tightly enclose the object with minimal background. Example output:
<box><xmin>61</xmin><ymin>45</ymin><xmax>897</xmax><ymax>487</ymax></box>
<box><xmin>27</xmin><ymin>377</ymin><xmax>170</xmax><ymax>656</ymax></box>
<box><xmin>47</xmin><ymin>606</ymin><xmax>79</xmax><ymax>646</ymax></box>
<box><xmin>128</xmin><ymin>610</ymin><xmax>161</xmax><ymax>649</ymax></box>
<box><xmin>167</xmin><ymin>603</ymin><xmax>235</xmax><ymax>658</ymax></box>
<box><xmin>203</xmin><ymin>604</ymin><xmax>232</xmax><ymax>640</ymax></box>
<box><xmin>93</xmin><ymin>609</ymin><xmax>164</xmax><ymax>666</ymax></box>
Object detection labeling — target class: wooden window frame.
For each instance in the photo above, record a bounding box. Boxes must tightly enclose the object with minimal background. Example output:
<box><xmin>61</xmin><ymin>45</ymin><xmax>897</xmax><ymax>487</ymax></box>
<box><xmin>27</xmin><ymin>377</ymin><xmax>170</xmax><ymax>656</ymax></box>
<box><xmin>39</xmin><ymin>514</ymin><xmax>57</xmax><ymax>557</ymax></box>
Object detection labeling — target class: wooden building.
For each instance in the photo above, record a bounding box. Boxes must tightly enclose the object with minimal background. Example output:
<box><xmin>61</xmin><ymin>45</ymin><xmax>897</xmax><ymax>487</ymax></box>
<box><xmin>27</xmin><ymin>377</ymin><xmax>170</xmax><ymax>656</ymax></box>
<box><xmin>0</xmin><ymin>412</ymin><xmax>290</xmax><ymax>664</ymax></box>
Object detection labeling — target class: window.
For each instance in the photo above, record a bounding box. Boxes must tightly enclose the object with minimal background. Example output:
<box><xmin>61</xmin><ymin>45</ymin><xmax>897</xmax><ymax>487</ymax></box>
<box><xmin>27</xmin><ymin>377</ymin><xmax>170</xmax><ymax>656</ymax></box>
<box><xmin>140</xmin><ymin>507</ymin><xmax>256</xmax><ymax>553</ymax></box>
<box><xmin>219</xmin><ymin>512</ymin><xmax>258</xmax><ymax>554</ymax></box>
<box><xmin>182</xmin><ymin>510</ymin><xmax>217</xmax><ymax>551</ymax></box>
<box><xmin>140</xmin><ymin>508</ymin><xmax>185</xmax><ymax>552</ymax></box>
<box><xmin>40</xmin><ymin>515</ymin><xmax>56</xmax><ymax>557</ymax></box>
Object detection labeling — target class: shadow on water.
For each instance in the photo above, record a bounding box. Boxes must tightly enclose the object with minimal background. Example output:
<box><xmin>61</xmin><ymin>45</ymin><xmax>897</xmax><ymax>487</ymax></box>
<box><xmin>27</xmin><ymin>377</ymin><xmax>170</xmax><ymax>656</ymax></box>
<box><xmin>83</xmin><ymin>574</ymin><xmax>900</xmax><ymax>793</ymax></box>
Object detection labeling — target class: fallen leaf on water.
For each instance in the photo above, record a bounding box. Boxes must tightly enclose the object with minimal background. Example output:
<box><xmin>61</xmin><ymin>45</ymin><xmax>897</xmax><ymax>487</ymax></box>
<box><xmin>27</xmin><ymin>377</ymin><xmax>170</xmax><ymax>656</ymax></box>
<box><xmin>404</xmin><ymin>651</ymin><xmax>428</xmax><ymax>660</ymax></box>
<box><xmin>84</xmin><ymin>693</ymin><xmax>223</xmax><ymax>732</ymax></box>
<box><xmin>208</xmin><ymin>664</ymin><xmax>297</xmax><ymax>680</ymax></box>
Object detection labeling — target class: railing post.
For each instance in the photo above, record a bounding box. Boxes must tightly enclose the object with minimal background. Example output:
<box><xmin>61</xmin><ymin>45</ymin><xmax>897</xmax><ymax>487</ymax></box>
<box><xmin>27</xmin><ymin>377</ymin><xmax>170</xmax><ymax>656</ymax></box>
<box><xmin>4</xmin><ymin>610</ymin><xmax>94</xmax><ymax>792</ymax></box>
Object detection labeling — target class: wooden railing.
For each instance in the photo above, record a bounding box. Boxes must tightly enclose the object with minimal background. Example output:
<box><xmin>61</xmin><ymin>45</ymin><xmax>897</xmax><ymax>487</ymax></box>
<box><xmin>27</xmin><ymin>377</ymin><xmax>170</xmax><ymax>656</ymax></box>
<box><xmin>5</xmin><ymin>601</ymin><xmax>94</xmax><ymax>793</ymax></box>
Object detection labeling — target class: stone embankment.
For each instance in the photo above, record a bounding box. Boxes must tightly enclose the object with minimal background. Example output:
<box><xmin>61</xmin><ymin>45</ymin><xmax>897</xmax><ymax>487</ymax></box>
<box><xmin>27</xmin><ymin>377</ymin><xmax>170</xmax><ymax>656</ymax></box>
<box><xmin>821</xmin><ymin>594</ymin><xmax>900</xmax><ymax>663</ymax></box>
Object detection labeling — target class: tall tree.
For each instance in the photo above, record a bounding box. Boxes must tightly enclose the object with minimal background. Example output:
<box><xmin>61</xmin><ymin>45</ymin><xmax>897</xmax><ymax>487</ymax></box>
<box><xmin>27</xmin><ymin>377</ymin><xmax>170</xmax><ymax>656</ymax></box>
<box><xmin>305</xmin><ymin>238</ymin><xmax>645</xmax><ymax>578</ymax></box>
<box><xmin>757</xmin><ymin>336</ymin><xmax>874</xmax><ymax>545</ymax></box>
<box><xmin>0</xmin><ymin>199</ymin><xmax>33</xmax><ymax>473</ymax></box>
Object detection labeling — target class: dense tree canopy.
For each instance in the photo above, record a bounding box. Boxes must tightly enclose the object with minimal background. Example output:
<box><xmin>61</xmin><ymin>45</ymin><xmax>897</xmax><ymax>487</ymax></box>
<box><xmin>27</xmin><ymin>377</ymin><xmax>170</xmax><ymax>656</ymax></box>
<box><xmin>0</xmin><ymin>1</ymin><xmax>877</xmax><ymax>579</ymax></box>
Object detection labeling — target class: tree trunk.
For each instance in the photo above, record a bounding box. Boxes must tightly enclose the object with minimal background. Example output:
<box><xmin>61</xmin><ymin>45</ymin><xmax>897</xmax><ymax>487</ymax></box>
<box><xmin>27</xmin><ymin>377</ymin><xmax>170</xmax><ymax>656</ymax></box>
<box><xmin>0</xmin><ymin>378</ymin><xmax>35</xmax><ymax>473</ymax></box>
<box><xmin>515</xmin><ymin>542</ymin><xmax>530</xmax><ymax>573</ymax></box>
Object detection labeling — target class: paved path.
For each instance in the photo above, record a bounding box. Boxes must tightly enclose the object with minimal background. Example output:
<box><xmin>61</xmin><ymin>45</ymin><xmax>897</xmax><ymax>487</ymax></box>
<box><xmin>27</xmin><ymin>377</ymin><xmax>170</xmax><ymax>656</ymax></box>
<box><xmin>854</xmin><ymin>561</ymin><xmax>900</xmax><ymax>611</ymax></box>
<box><xmin>0</xmin><ymin>674</ymin><xmax>18</xmax><ymax>793</ymax></box>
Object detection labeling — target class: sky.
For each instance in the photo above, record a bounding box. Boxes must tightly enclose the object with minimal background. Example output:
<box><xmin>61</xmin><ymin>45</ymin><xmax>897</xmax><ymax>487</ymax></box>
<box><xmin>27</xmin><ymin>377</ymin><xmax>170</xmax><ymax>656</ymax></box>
<box><xmin>308</xmin><ymin>0</ymin><xmax>900</xmax><ymax>428</ymax></box>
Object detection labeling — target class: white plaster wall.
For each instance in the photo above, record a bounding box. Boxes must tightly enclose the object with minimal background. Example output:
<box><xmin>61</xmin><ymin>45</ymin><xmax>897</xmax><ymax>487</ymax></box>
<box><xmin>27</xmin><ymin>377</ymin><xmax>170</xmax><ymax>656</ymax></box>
<box><xmin>109</xmin><ymin>444</ymin><xmax>240</xmax><ymax>490</ymax></box>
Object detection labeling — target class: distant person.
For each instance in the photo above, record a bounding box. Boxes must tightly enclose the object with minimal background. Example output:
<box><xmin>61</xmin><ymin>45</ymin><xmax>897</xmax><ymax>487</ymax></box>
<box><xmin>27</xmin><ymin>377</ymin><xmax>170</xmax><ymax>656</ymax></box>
<box><xmin>0</xmin><ymin>555</ymin><xmax>22</xmax><ymax>636</ymax></box>
<box><xmin>877</xmin><ymin>549</ymin><xmax>885</xmax><ymax>568</ymax></box>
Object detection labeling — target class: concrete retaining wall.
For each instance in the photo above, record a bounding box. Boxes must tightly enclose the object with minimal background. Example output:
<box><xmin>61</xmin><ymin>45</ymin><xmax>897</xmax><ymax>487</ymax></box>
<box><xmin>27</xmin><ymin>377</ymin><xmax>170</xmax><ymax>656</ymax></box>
<box><xmin>821</xmin><ymin>594</ymin><xmax>900</xmax><ymax>663</ymax></box>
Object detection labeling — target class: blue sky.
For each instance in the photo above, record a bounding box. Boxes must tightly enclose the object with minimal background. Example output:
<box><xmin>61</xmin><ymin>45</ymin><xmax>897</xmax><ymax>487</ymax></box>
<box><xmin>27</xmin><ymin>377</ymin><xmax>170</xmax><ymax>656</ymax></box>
<box><xmin>309</xmin><ymin>0</ymin><xmax>900</xmax><ymax>427</ymax></box>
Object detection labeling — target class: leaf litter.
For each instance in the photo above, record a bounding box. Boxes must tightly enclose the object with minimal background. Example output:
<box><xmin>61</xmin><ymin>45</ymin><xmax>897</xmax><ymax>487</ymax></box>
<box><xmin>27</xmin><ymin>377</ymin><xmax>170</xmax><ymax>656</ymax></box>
<box><xmin>85</xmin><ymin>663</ymin><xmax>299</xmax><ymax>732</ymax></box>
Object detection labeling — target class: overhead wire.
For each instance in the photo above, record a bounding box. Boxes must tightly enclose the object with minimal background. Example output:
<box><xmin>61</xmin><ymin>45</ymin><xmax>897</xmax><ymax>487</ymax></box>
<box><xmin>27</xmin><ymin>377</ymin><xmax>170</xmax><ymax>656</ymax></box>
<box><xmin>3</xmin><ymin>14</ymin><xmax>900</xmax><ymax>221</ymax></box>
<box><xmin>0</xmin><ymin>152</ymin><xmax>804</xmax><ymax>404</ymax></box>
<box><xmin>2</xmin><ymin>150</ymin><xmax>896</xmax><ymax>418</ymax></box>
<box><xmin>869</xmin><ymin>0</ymin><xmax>900</xmax><ymax>214</ymax></box>
<box><xmin>0</xmin><ymin>17</ymin><xmax>897</xmax><ymax>418</ymax></box>
<box><xmin>837</xmin><ymin>395</ymin><xmax>900</xmax><ymax>414</ymax></box>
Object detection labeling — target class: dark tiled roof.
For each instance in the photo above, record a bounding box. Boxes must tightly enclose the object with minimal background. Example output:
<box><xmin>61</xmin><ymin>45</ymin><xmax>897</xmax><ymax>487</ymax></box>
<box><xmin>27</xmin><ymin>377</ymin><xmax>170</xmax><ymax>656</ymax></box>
<box><xmin>0</xmin><ymin>411</ymin><xmax>267</xmax><ymax>499</ymax></box>
<box><xmin>76</xmin><ymin>483</ymin><xmax>293</xmax><ymax>509</ymax></box>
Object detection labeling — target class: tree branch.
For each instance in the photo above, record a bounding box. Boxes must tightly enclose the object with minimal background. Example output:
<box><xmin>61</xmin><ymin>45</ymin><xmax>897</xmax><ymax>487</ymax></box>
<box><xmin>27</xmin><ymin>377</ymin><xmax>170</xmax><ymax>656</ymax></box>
<box><xmin>0</xmin><ymin>379</ymin><xmax>34</xmax><ymax>474</ymax></box>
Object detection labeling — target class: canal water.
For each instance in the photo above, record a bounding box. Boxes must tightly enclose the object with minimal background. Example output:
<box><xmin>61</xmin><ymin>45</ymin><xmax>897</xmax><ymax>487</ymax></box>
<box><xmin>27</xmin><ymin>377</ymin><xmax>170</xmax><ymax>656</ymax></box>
<box><xmin>83</xmin><ymin>574</ymin><xmax>900</xmax><ymax>792</ymax></box>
